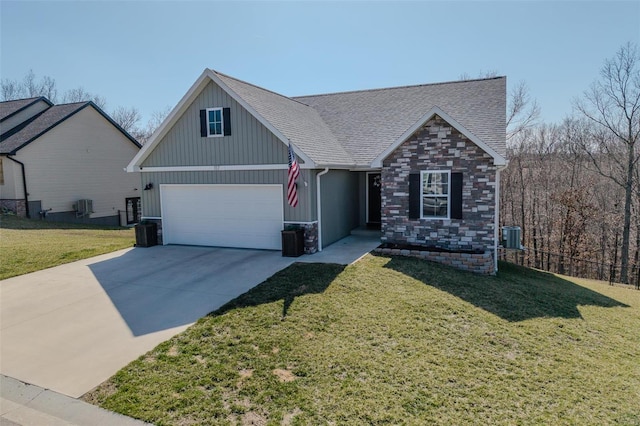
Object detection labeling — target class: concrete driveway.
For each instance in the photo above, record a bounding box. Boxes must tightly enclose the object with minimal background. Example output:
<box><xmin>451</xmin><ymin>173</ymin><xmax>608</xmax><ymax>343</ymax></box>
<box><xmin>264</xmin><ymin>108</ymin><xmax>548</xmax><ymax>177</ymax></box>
<box><xmin>0</xmin><ymin>246</ymin><xmax>297</xmax><ymax>398</ymax></box>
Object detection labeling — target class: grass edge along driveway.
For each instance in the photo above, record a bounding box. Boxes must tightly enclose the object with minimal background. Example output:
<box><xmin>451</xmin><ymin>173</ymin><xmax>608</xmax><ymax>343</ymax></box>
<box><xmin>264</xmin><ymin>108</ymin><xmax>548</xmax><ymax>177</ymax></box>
<box><xmin>85</xmin><ymin>256</ymin><xmax>640</xmax><ymax>426</ymax></box>
<box><xmin>0</xmin><ymin>214</ymin><xmax>134</xmax><ymax>280</ymax></box>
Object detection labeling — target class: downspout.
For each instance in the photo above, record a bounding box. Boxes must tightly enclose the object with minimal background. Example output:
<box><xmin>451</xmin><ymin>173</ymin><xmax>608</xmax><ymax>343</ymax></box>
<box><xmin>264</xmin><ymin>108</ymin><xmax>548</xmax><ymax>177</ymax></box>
<box><xmin>316</xmin><ymin>167</ymin><xmax>329</xmax><ymax>252</ymax></box>
<box><xmin>494</xmin><ymin>164</ymin><xmax>507</xmax><ymax>273</ymax></box>
<box><xmin>6</xmin><ymin>155</ymin><xmax>30</xmax><ymax>219</ymax></box>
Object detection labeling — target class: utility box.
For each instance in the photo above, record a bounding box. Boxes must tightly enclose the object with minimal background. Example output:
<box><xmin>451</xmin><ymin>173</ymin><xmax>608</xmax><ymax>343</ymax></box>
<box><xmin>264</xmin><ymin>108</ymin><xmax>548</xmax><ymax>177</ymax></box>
<box><xmin>135</xmin><ymin>222</ymin><xmax>158</xmax><ymax>247</ymax></box>
<box><xmin>74</xmin><ymin>199</ymin><xmax>93</xmax><ymax>218</ymax></box>
<box><xmin>281</xmin><ymin>228</ymin><xmax>305</xmax><ymax>257</ymax></box>
<box><xmin>502</xmin><ymin>226</ymin><xmax>522</xmax><ymax>249</ymax></box>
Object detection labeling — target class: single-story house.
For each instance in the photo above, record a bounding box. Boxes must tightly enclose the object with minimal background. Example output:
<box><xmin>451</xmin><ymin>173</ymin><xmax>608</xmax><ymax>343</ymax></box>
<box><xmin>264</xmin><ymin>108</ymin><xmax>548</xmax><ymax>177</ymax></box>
<box><xmin>127</xmin><ymin>69</ymin><xmax>506</xmax><ymax>273</ymax></box>
<box><xmin>0</xmin><ymin>97</ymin><xmax>142</xmax><ymax>225</ymax></box>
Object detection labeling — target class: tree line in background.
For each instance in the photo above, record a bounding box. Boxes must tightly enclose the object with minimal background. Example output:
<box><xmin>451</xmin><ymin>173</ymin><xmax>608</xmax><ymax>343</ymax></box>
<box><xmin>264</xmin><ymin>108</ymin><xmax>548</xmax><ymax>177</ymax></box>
<box><xmin>3</xmin><ymin>43</ymin><xmax>637</xmax><ymax>286</ymax></box>
<box><xmin>501</xmin><ymin>42</ymin><xmax>639</xmax><ymax>287</ymax></box>
<box><xmin>0</xmin><ymin>70</ymin><xmax>170</xmax><ymax>144</ymax></box>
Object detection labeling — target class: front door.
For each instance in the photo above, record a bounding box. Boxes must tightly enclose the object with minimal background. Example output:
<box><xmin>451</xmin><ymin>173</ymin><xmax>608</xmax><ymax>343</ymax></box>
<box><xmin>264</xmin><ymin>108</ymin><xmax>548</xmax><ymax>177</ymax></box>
<box><xmin>367</xmin><ymin>172</ymin><xmax>381</xmax><ymax>227</ymax></box>
<box><xmin>126</xmin><ymin>197</ymin><xmax>141</xmax><ymax>225</ymax></box>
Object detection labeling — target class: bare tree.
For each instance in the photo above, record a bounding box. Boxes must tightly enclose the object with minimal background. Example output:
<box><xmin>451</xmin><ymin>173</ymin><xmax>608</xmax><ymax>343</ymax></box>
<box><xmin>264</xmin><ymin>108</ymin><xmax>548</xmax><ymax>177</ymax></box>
<box><xmin>459</xmin><ymin>71</ymin><xmax>540</xmax><ymax>141</ymax></box>
<box><xmin>40</xmin><ymin>76</ymin><xmax>57</xmax><ymax>101</ymax></box>
<box><xmin>1</xmin><ymin>79</ymin><xmax>25</xmax><ymax>101</ymax></box>
<box><xmin>111</xmin><ymin>106</ymin><xmax>141</xmax><ymax>133</ymax></box>
<box><xmin>574</xmin><ymin>41</ymin><xmax>640</xmax><ymax>283</ymax></box>
<box><xmin>1</xmin><ymin>70</ymin><xmax>58</xmax><ymax>102</ymax></box>
<box><xmin>23</xmin><ymin>70</ymin><xmax>39</xmax><ymax>97</ymax></box>
<box><xmin>62</xmin><ymin>87</ymin><xmax>107</xmax><ymax>109</ymax></box>
<box><xmin>134</xmin><ymin>105</ymin><xmax>172</xmax><ymax>144</ymax></box>
<box><xmin>458</xmin><ymin>70</ymin><xmax>499</xmax><ymax>80</ymax></box>
<box><xmin>507</xmin><ymin>81</ymin><xmax>540</xmax><ymax>141</ymax></box>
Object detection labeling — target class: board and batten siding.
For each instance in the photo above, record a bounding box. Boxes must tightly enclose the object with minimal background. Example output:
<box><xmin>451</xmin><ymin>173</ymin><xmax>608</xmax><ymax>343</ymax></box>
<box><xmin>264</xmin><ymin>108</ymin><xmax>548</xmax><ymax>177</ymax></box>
<box><xmin>320</xmin><ymin>169</ymin><xmax>360</xmax><ymax>247</ymax></box>
<box><xmin>141</xmin><ymin>169</ymin><xmax>316</xmax><ymax>223</ymax></box>
<box><xmin>141</xmin><ymin>81</ymin><xmax>294</xmax><ymax>168</ymax></box>
<box><xmin>13</xmin><ymin>107</ymin><xmax>140</xmax><ymax>217</ymax></box>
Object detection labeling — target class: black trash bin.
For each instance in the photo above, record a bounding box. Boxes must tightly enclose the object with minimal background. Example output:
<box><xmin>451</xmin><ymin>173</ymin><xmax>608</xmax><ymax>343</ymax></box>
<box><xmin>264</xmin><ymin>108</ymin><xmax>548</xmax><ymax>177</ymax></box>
<box><xmin>135</xmin><ymin>221</ymin><xmax>158</xmax><ymax>247</ymax></box>
<box><xmin>281</xmin><ymin>228</ymin><xmax>304</xmax><ymax>257</ymax></box>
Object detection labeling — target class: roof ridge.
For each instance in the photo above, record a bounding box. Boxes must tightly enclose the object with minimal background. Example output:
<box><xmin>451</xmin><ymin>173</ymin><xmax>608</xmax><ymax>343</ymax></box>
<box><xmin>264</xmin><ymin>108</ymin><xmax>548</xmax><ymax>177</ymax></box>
<box><xmin>212</xmin><ymin>70</ymin><xmax>312</xmax><ymax>107</ymax></box>
<box><xmin>292</xmin><ymin>76</ymin><xmax>506</xmax><ymax>99</ymax></box>
<box><xmin>0</xmin><ymin>96</ymin><xmax>48</xmax><ymax>105</ymax></box>
<box><xmin>53</xmin><ymin>101</ymin><xmax>91</xmax><ymax>107</ymax></box>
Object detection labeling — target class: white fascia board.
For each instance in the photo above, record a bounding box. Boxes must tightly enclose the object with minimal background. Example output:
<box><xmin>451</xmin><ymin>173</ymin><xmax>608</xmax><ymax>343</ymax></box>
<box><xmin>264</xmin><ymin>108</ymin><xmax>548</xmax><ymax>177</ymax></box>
<box><xmin>207</xmin><ymin>70</ymin><xmax>317</xmax><ymax>168</ymax></box>
<box><xmin>312</xmin><ymin>163</ymin><xmax>357</xmax><ymax>170</ymax></box>
<box><xmin>370</xmin><ymin>106</ymin><xmax>507</xmax><ymax>168</ymax></box>
<box><xmin>127</xmin><ymin>70</ymin><xmax>212</xmax><ymax>172</ymax></box>
<box><xmin>349</xmin><ymin>166</ymin><xmax>383</xmax><ymax>172</ymax></box>
<box><xmin>139</xmin><ymin>164</ymin><xmax>315</xmax><ymax>172</ymax></box>
<box><xmin>126</xmin><ymin>68</ymin><xmax>318</xmax><ymax>172</ymax></box>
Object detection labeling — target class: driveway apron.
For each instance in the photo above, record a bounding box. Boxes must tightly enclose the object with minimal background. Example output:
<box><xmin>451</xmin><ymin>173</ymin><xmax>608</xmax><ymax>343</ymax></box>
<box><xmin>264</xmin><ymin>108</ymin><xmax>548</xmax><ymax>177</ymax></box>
<box><xmin>0</xmin><ymin>246</ymin><xmax>295</xmax><ymax>398</ymax></box>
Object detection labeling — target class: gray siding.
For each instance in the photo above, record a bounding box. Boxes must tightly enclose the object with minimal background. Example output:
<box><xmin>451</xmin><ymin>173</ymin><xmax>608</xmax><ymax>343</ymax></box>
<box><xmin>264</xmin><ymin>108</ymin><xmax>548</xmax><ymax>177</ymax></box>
<box><xmin>142</xmin><ymin>81</ymin><xmax>295</xmax><ymax>167</ymax></box>
<box><xmin>140</xmin><ymin>169</ymin><xmax>316</xmax><ymax>223</ymax></box>
<box><xmin>320</xmin><ymin>170</ymin><xmax>359</xmax><ymax>247</ymax></box>
<box><xmin>358</xmin><ymin>172</ymin><xmax>367</xmax><ymax>227</ymax></box>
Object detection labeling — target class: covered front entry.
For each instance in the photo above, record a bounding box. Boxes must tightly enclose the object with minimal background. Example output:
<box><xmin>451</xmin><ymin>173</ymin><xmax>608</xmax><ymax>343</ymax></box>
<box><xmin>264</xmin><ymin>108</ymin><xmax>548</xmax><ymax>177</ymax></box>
<box><xmin>160</xmin><ymin>184</ymin><xmax>284</xmax><ymax>250</ymax></box>
<box><xmin>366</xmin><ymin>172</ymin><xmax>382</xmax><ymax>227</ymax></box>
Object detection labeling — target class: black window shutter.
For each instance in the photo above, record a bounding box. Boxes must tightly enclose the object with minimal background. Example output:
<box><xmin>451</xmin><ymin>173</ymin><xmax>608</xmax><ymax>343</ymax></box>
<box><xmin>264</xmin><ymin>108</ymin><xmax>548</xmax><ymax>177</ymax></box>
<box><xmin>409</xmin><ymin>173</ymin><xmax>421</xmax><ymax>219</ymax></box>
<box><xmin>199</xmin><ymin>109</ymin><xmax>207</xmax><ymax>137</ymax></box>
<box><xmin>223</xmin><ymin>107</ymin><xmax>231</xmax><ymax>136</ymax></box>
<box><xmin>451</xmin><ymin>172</ymin><xmax>463</xmax><ymax>219</ymax></box>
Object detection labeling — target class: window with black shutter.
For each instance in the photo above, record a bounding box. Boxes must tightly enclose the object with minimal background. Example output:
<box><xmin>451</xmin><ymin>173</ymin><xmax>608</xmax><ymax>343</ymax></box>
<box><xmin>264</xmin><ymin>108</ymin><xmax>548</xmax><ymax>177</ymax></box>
<box><xmin>408</xmin><ymin>170</ymin><xmax>463</xmax><ymax>220</ymax></box>
<box><xmin>199</xmin><ymin>107</ymin><xmax>231</xmax><ymax>137</ymax></box>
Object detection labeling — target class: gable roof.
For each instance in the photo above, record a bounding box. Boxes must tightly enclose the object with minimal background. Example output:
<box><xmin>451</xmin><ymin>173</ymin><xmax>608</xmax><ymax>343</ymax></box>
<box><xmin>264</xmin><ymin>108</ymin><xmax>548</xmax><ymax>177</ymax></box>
<box><xmin>129</xmin><ymin>69</ymin><xmax>506</xmax><ymax>171</ymax></box>
<box><xmin>0</xmin><ymin>97</ymin><xmax>53</xmax><ymax>123</ymax></box>
<box><xmin>129</xmin><ymin>69</ymin><xmax>355</xmax><ymax>171</ymax></box>
<box><xmin>215</xmin><ymin>72</ymin><xmax>355</xmax><ymax>167</ymax></box>
<box><xmin>371</xmin><ymin>106</ymin><xmax>506</xmax><ymax>167</ymax></box>
<box><xmin>294</xmin><ymin>76</ymin><xmax>507</xmax><ymax>166</ymax></box>
<box><xmin>0</xmin><ymin>101</ymin><xmax>141</xmax><ymax>155</ymax></box>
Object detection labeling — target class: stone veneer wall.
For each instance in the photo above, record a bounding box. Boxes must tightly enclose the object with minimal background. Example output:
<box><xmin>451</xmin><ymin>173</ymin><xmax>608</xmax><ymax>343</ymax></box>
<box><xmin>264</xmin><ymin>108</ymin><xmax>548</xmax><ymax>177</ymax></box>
<box><xmin>0</xmin><ymin>199</ymin><xmax>27</xmax><ymax>217</ymax></box>
<box><xmin>381</xmin><ymin>115</ymin><xmax>498</xmax><ymax>273</ymax></box>
<box><xmin>374</xmin><ymin>247</ymin><xmax>494</xmax><ymax>274</ymax></box>
<box><xmin>288</xmin><ymin>222</ymin><xmax>318</xmax><ymax>254</ymax></box>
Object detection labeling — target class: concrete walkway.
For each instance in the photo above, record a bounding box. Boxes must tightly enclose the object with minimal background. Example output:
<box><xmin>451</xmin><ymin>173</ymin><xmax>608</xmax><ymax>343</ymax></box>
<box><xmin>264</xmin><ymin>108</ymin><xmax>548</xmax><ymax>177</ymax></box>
<box><xmin>0</xmin><ymin>232</ymin><xmax>380</xmax><ymax>425</ymax></box>
<box><xmin>298</xmin><ymin>231</ymin><xmax>381</xmax><ymax>265</ymax></box>
<box><xmin>1</xmin><ymin>375</ymin><xmax>150</xmax><ymax>425</ymax></box>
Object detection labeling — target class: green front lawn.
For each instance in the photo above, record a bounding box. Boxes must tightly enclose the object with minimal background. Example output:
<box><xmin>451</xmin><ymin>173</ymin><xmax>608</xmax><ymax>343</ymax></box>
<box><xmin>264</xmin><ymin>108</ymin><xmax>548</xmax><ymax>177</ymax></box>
<box><xmin>0</xmin><ymin>214</ymin><xmax>134</xmax><ymax>280</ymax></box>
<box><xmin>84</xmin><ymin>255</ymin><xmax>640</xmax><ymax>425</ymax></box>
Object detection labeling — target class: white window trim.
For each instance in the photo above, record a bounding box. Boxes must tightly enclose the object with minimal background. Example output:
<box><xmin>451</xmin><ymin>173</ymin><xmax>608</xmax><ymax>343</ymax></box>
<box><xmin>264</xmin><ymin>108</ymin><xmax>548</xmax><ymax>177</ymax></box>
<box><xmin>420</xmin><ymin>170</ymin><xmax>451</xmax><ymax>220</ymax></box>
<box><xmin>205</xmin><ymin>107</ymin><xmax>224</xmax><ymax>137</ymax></box>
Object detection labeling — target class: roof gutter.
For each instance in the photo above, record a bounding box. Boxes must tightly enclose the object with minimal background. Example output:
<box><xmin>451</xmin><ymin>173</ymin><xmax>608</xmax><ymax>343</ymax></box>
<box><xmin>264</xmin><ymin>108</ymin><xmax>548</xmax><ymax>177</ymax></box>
<box><xmin>316</xmin><ymin>167</ymin><xmax>329</xmax><ymax>252</ymax></box>
<box><xmin>6</xmin><ymin>155</ymin><xmax>30</xmax><ymax>219</ymax></box>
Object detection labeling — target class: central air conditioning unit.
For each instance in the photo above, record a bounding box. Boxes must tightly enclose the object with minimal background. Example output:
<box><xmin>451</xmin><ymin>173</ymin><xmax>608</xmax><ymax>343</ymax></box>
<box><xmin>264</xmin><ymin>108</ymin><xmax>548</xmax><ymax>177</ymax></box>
<box><xmin>74</xmin><ymin>199</ymin><xmax>93</xmax><ymax>218</ymax></box>
<box><xmin>502</xmin><ymin>226</ymin><xmax>522</xmax><ymax>249</ymax></box>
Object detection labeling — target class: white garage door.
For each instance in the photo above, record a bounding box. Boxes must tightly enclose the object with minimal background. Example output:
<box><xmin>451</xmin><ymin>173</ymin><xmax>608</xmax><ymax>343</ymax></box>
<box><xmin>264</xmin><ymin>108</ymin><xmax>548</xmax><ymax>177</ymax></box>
<box><xmin>160</xmin><ymin>184</ymin><xmax>283</xmax><ymax>250</ymax></box>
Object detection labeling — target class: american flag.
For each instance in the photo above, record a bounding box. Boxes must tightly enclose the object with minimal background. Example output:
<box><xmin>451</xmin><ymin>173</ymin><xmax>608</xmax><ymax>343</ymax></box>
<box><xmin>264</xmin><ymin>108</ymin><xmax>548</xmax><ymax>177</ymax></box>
<box><xmin>287</xmin><ymin>143</ymin><xmax>300</xmax><ymax>207</ymax></box>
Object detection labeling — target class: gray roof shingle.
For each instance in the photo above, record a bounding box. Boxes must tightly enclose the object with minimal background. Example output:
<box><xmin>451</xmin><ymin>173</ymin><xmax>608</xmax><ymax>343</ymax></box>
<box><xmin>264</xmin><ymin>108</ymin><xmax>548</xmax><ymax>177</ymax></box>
<box><xmin>0</xmin><ymin>97</ymin><xmax>50</xmax><ymax>122</ymax></box>
<box><xmin>0</xmin><ymin>101</ymin><xmax>141</xmax><ymax>154</ymax></box>
<box><xmin>293</xmin><ymin>77</ymin><xmax>507</xmax><ymax>165</ymax></box>
<box><xmin>215</xmin><ymin>71</ymin><xmax>355</xmax><ymax>166</ymax></box>
<box><xmin>0</xmin><ymin>102</ymin><xmax>89</xmax><ymax>154</ymax></box>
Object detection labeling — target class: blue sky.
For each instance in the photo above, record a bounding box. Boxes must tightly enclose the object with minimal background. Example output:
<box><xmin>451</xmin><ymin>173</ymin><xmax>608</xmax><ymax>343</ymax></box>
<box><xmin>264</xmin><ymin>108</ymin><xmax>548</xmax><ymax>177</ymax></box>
<box><xmin>1</xmin><ymin>1</ymin><xmax>639</xmax><ymax>126</ymax></box>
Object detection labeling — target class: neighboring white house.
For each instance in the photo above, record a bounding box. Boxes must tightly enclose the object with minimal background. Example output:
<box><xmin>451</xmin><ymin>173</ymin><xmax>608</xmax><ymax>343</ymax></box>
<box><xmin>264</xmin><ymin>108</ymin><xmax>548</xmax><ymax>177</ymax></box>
<box><xmin>0</xmin><ymin>97</ymin><xmax>142</xmax><ymax>226</ymax></box>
